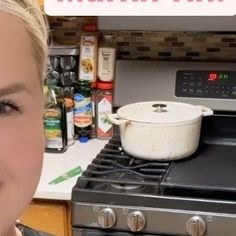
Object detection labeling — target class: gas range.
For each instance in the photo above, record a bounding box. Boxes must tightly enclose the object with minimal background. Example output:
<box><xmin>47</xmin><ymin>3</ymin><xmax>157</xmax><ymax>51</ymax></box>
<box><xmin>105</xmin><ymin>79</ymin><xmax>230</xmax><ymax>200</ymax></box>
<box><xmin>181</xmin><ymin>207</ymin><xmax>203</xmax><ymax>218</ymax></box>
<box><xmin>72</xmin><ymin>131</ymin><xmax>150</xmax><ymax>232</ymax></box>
<box><xmin>72</xmin><ymin>113</ymin><xmax>236</xmax><ymax>236</ymax></box>
<box><xmin>72</xmin><ymin>61</ymin><xmax>236</xmax><ymax>236</ymax></box>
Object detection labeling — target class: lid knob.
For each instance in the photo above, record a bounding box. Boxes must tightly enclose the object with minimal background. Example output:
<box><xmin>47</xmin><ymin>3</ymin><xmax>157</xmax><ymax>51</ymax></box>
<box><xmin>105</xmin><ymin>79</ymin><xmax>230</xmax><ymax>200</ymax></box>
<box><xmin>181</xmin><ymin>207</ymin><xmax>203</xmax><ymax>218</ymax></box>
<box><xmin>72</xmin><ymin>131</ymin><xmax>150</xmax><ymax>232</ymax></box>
<box><xmin>152</xmin><ymin>103</ymin><xmax>167</xmax><ymax>113</ymax></box>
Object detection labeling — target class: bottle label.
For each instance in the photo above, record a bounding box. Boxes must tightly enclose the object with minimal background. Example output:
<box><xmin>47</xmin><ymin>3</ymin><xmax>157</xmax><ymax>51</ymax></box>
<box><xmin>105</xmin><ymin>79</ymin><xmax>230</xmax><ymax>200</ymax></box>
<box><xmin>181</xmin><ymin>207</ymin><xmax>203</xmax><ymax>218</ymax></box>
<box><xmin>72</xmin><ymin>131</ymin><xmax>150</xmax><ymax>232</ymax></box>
<box><xmin>66</xmin><ymin>109</ymin><xmax>74</xmax><ymax>144</ymax></box>
<box><xmin>98</xmin><ymin>47</ymin><xmax>116</xmax><ymax>82</ymax></box>
<box><xmin>97</xmin><ymin>96</ymin><xmax>113</xmax><ymax>137</ymax></box>
<box><xmin>91</xmin><ymin>91</ymin><xmax>96</xmax><ymax>118</ymax></box>
<box><xmin>79</xmin><ymin>35</ymin><xmax>97</xmax><ymax>82</ymax></box>
<box><xmin>44</xmin><ymin>108</ymin><xmax>63</xmax><ymax>149</ymax></box>
<box><xmin>74</xmin><ymin>93</ymin><xmax>92</xmax><ymax>128</ymax></box>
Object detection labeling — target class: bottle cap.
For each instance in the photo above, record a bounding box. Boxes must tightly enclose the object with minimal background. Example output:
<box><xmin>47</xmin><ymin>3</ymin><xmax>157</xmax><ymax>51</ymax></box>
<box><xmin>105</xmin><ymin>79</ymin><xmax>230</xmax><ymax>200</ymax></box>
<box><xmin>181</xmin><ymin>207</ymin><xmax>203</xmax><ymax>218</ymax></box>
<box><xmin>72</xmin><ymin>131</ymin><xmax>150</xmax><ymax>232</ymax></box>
<box><xmin>90</xmin><ymin>82</ymin><xmax>97</xmax><ymax>89</ymax></box>
<box><xmin>79</xmin><ymin>137</ymin><xmax>89</xmax><ymax>143</ymax></box>
<box><xmin>82</xmin><ymin>23</ymin><xmax>98</xmax><ymax>32</ymax></box>
<box><xmin>64</xmin><ymin>98</ymin><xmax>74</xmax><ymax>108</ymax></box>
<box><xmin>79</xmin><ymin>80</ymin><xmax>90</xmax><ymax>85</ymax></box>
<box><xmin>97</xmin><ymin>82</ymin><xmax>113</xmax><ymax>90</ymax></box>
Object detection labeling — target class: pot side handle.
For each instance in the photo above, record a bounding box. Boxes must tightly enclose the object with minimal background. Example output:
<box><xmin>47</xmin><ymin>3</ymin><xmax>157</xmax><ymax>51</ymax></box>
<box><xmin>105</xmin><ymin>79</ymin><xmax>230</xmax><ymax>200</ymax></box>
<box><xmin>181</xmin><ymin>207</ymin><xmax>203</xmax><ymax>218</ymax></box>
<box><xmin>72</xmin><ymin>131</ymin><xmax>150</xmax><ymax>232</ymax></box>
<box><xmin>197</xmin><ymin>105</ymin><xmax>214</xmax><ymax>117</ymax></box>
<box><xmin>107</xmin><ymin>113</ymin><xmax>129</xmax><ymax>125</ymax></box>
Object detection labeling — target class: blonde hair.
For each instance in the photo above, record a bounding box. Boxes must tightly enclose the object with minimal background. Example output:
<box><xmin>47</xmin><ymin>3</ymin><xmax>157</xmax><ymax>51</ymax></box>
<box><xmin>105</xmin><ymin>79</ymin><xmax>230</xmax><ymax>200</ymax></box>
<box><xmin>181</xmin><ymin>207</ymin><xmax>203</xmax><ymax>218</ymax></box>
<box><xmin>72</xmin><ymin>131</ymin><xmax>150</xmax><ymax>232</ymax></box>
<box><xmin>0</xmin><ymin>0</ymin><xmax>48</xmax><ymax>82</ymax></box>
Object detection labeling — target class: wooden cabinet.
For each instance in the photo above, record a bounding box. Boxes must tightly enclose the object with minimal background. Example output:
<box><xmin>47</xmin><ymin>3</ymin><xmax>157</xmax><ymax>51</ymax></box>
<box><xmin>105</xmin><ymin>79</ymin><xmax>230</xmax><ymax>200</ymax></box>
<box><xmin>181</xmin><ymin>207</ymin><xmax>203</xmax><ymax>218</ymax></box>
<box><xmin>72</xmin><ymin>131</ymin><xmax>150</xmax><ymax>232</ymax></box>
<box><xmin>19</xmin><ymin>200</ymin><xmax>71</xmax><ymax>236</ymax></box>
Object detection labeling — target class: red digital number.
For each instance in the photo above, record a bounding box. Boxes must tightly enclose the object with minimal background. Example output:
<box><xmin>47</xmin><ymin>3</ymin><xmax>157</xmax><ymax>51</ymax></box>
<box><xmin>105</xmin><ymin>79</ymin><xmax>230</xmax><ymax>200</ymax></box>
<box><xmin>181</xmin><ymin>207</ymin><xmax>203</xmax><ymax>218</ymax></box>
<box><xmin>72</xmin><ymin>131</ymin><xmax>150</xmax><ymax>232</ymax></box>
<box><xmin>208</xmin><ymin>73</ymin><xmax>217</xmax><ymax>81</ymax></box>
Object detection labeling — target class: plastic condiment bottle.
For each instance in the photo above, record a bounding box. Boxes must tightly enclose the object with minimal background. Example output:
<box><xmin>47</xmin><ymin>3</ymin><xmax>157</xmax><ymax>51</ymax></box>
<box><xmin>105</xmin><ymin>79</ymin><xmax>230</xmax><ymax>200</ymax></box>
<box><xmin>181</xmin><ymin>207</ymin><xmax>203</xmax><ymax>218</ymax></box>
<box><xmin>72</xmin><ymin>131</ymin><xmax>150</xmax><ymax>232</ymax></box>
<box><xmin>98</xmin><ymin>35</ymin><xmax>116</xmax><ymax>82</ymax></box>
<box><xmin>96</xmin><ymin>82</ymin><xmax>114</xmax><ymax>139</ymax></box>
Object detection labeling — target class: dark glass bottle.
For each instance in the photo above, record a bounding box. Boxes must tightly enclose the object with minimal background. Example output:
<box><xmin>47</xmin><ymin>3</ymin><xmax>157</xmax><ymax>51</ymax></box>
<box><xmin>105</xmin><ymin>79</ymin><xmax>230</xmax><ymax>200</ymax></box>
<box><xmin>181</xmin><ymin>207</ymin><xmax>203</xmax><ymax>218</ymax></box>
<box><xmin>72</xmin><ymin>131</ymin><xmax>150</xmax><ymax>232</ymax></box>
<box><xmin>63</xmin><ymin>87</ymin><xmax>75</xmax><ymax>146</ymax></box>
<box><xmin>73</xmin><ymin>81</ymin><xmax>92</xmax><ymax>143</ymax></box>
<box><xmin>44</xmin><ymin>86</ymin><xmax>68</xmax><ymax>153</ymax></box>
<box><xmin>90</xmin><ymin>82</ymin><xmax>97</xmax><ymax>139</ymax></box>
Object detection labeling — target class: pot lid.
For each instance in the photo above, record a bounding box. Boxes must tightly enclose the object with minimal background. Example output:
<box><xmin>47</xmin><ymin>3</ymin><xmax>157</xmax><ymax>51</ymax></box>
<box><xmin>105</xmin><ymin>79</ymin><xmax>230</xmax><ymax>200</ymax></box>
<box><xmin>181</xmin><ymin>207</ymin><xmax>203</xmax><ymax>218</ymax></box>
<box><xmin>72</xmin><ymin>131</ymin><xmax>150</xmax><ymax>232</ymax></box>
<box><xmin>117</xmin><ymin>101</ymin><xmax>207</xmax><ymax>124</ymax></box>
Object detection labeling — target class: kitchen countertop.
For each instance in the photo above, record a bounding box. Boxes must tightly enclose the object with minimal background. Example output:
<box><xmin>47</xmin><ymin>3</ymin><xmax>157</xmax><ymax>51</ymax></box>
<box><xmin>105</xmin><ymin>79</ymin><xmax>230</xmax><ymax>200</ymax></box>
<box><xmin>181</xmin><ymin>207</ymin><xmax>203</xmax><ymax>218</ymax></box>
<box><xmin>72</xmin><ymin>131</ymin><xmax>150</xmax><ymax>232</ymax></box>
<box><xmin>34</xmin><ymin>139</ymin><xmax>108</xmax><ymax>201</ymax></box>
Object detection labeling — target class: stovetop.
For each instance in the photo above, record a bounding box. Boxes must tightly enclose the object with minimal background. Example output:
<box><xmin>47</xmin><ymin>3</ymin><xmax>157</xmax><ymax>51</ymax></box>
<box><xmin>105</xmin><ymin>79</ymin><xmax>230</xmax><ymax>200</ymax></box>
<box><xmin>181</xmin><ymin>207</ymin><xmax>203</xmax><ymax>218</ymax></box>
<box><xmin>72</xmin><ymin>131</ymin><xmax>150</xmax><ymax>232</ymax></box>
<box><xmin>77</xmin><ymin>134</ymin><xmax>171</xmax><ymax>195</ymax></box>
<box><xmin>162</xmin><ymin>144</ymin><xmax>236</xmax><ymax>200</ymax></box>
<box><xmin>72</xmin><ymin>113</ymin><xmax>236</xmax><ymax>215</ymax></box>
<box><xmin>73</xmin><ymin>142</ymin><xmax>236</xmax><ymax>213</ymax></box>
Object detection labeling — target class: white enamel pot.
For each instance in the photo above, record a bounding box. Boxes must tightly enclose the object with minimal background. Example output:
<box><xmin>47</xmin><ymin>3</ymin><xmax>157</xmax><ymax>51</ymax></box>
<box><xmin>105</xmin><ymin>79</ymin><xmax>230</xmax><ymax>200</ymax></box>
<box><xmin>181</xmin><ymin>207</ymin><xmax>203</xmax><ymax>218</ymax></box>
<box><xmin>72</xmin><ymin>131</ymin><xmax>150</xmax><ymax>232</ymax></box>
<box><xmin>108</xmin><ymin>101</ymin><xmax>213</xmax><ymax>161</ymax></box>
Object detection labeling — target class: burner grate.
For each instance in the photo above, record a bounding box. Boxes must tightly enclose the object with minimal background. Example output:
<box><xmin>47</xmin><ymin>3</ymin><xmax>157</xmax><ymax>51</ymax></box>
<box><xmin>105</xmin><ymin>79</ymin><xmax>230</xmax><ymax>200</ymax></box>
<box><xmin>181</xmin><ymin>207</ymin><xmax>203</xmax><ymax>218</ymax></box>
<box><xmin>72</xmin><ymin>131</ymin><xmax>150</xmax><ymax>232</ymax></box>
<box><xmin>76</xmin><ymin>135</ymin><xmax>171</xmax><ymax>195</ymax></box>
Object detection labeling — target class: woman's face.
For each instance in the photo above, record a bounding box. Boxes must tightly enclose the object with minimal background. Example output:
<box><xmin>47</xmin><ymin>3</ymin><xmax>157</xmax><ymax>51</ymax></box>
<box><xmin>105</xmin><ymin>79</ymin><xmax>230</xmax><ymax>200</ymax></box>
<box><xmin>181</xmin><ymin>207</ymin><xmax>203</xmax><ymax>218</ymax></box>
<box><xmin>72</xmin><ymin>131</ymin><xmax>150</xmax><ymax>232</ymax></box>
<box><xmin>0</xmin><ymin>11</ymin><xmax>44</xmax><ymax>234</ymax></box>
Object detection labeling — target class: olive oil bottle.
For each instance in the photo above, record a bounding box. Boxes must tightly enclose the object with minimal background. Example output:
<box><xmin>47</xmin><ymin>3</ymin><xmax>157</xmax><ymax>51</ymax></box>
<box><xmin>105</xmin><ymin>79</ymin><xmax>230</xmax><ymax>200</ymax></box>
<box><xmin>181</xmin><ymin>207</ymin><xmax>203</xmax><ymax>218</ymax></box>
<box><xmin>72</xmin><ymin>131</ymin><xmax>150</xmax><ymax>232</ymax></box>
<box><xmin>44</xmin><ymin>86</ymin><xmax>68</xmax><ymax>153</ymax></box>
<box><xmin>73</xmin><ymin>81</ymin><xmax>92</xmax><ymax>142</ymax></box>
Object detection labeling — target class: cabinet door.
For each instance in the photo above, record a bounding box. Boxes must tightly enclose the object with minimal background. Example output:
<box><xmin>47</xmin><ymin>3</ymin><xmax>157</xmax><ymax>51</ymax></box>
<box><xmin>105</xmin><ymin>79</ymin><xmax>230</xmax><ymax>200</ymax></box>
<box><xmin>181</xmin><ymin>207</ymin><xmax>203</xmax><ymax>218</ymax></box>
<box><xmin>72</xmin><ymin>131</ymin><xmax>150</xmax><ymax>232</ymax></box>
<box><xmin>19</xmin><ymin>200</ymin><xmax>69</xmax><ymax>236</ymax></box>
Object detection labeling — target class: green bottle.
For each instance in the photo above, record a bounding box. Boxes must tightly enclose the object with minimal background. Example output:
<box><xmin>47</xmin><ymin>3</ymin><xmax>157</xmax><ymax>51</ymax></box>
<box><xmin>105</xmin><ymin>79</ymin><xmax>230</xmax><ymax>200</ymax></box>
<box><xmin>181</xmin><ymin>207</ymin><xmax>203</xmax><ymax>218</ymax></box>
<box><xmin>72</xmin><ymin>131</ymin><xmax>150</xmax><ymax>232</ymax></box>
<box><xmin>44</xmin><ymin>86</ymin><xmax>68</xmax><ymax>153</ymax></box>
<box><xmin>73</xmin><ymin>81</ymin><xmax>92</xmax><ymax>143</ymax></box>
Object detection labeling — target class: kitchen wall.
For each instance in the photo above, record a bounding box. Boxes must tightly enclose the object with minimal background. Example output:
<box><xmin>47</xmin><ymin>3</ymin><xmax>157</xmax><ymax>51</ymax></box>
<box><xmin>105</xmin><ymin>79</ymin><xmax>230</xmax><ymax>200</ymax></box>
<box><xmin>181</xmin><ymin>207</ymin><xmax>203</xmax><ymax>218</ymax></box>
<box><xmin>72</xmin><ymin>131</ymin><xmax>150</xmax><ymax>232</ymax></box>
<box><xmin>48</xmin><ymin>16</ymin><xmax>97</xmax><ymax>45</ymax></box>
<box><xmin>48</xmin><ymin>16</ymin><xmax>236</xmax><ymax>62</ymax></box>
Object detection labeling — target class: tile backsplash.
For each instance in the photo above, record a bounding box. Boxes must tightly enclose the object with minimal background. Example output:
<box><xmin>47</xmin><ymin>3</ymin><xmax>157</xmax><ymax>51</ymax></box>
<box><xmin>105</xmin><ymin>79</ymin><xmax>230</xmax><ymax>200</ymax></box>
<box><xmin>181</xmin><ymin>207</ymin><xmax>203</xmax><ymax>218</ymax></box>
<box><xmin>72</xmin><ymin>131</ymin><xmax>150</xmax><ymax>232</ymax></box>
<box><xmin>48</xmin><ymin>16</ymin><xmax>98</xmax><ymax>45</ymax></box>
<box><xmin>48</xmin><ymin>16</ymin><xmax>236</xmax><ymax>62</ymax></box>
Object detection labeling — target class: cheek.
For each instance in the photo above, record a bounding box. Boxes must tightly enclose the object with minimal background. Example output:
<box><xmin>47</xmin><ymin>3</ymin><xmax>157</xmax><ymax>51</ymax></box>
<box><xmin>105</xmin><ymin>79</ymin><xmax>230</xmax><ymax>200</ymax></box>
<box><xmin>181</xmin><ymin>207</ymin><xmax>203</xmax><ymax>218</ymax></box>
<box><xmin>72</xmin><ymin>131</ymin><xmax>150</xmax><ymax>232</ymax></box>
<box><xmin>0</xmin><ymin>108</ymin><xmax>44</xmax><ymax>233</ymax></box>
<box><xmin>0</xmin><ymin>111</ymin><xmax>44</xmax><ymax>183</ymax></box>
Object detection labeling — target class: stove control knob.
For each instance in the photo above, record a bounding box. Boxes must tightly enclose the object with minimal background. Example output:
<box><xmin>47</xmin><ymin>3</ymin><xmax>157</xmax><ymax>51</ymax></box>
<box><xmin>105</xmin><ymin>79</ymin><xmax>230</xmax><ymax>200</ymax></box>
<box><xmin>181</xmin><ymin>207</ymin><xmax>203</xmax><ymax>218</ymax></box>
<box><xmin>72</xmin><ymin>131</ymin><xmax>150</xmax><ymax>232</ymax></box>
<box><xmin>98</xmin><ymin>208</ymin><xmax>116</xmax><ymax>229</ymax></box>
<box><xmin>186</xmin><ymin>216</ymin><xmax>206</xmax><ymax>236</ymax></box>
<box><xmin>127</xmin><ymin>211</ymin><xmax>146</xmax><ymax>232</ymax></box>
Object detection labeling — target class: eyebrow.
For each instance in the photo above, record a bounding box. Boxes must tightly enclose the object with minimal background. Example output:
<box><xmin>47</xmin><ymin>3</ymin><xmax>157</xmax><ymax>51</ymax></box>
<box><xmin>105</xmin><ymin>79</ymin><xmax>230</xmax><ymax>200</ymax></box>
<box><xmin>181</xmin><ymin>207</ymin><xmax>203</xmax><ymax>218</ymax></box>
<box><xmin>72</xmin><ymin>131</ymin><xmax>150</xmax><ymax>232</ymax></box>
<box><xmin>0</xmin><ymin>83</ymin><xmax>30</xmax><ymax>97</ymax></box>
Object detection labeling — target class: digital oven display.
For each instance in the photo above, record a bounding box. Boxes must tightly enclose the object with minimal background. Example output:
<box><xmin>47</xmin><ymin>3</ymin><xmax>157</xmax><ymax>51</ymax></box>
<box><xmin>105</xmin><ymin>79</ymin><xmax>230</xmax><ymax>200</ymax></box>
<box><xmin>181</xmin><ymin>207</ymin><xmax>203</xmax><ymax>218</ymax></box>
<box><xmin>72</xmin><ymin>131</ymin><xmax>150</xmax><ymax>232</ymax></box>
<box><xmin>175</xmin><ymin>70</ymin><xmax>236</xmax><ymax>99</ymax></box>
<box><xmin>208</xmin><ymin>72</ymin><xmax>230</xmax><ymax>82</ymax></box>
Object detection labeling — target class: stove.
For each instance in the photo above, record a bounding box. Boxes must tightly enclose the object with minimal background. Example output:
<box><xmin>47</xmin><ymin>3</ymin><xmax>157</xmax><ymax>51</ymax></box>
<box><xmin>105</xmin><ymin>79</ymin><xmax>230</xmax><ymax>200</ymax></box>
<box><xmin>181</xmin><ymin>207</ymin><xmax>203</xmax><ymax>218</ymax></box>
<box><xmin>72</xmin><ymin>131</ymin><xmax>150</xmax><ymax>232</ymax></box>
<box><xmin>72</xmin><ymin>61</ymin><xmax>236</xmax><ymax>236</ymax></box>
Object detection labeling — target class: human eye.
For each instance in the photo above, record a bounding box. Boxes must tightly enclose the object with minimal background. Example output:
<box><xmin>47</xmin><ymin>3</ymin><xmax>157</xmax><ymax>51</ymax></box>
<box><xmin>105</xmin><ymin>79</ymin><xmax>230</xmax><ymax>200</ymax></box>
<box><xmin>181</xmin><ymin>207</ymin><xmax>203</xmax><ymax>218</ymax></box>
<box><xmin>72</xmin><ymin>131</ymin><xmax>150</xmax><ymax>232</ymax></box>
<box><xmin>0</xmin><ymin>99</ymin><xmax>21</xmax><ymax>115</ymax></box>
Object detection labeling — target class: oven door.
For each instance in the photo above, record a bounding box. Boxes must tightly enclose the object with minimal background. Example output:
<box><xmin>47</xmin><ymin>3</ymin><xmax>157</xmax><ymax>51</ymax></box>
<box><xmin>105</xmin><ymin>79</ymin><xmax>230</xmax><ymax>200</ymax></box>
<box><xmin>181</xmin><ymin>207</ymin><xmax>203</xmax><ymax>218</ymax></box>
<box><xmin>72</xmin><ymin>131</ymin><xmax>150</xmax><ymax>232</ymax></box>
<box><xmin>73</xmin><ymin>228</ymin><xmax>174</xmax><ymax>236</ymax></box>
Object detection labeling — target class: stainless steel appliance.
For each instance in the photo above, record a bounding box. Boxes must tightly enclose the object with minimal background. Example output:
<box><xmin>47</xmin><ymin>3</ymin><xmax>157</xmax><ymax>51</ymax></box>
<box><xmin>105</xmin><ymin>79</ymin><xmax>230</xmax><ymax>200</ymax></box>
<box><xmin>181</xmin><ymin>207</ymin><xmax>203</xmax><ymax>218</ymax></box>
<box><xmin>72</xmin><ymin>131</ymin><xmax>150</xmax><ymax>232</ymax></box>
<box><xmin>72</xmin><ymin>61</ymin><xmax>236</xmax><ymax>236</ymax></box>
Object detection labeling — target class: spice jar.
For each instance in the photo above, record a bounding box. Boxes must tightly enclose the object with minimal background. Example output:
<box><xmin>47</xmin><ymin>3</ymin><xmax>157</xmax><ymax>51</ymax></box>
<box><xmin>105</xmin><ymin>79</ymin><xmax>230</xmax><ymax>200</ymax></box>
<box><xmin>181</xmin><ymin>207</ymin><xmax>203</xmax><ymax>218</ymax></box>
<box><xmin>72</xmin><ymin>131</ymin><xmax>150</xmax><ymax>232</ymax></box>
<box><xmin>60</xmin><ymin>56</ymin><xmax>77</xmax><ymax>71</ymax></box>
<box><xmin>96</xmin><ymin>82</ymin><xmax>113</xmax><ymax>139</ymax></box>
<box><xmin>60</xmin><ymin>71</ymin><xmax>77</xmax><ymax>87</ymax></box>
